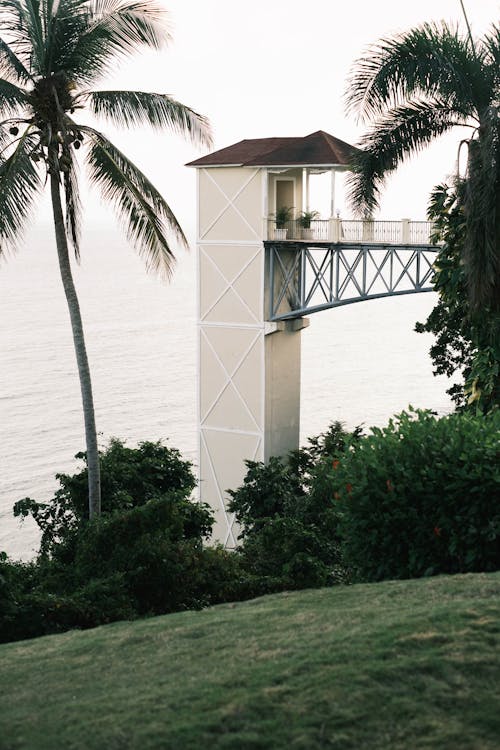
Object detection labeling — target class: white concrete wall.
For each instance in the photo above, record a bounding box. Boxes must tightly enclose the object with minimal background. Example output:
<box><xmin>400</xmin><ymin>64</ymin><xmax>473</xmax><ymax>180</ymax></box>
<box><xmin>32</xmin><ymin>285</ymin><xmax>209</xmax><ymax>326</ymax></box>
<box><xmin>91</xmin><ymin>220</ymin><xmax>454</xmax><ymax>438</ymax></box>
<box><xmin>196</xmin><ymin>165</ymin><xmax>306</xmax><ymax>547</ymax></box>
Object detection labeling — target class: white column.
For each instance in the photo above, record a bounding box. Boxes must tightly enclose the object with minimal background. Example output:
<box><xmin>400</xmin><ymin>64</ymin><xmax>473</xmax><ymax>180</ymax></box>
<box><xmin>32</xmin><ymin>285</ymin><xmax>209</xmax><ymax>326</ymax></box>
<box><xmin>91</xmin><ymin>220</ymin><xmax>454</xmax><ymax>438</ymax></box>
<box><xmin>302</xmin><ymin>167</ymin><xmax>310</xmax><ymax>212</ymax></box>
<box><xmin>401</xmin><ymin>218</ymin><xmax>411</xmax><ymax>244</ymax></box>
<box><xmin>330</xmin><ymin>168</ymin><xmax>336</xmax><ymax>217</ymax></box>
<box><xmin>262</xmin><ymin>168</ymin><xmax>269</xmax><ymax>240</ymax></box>
<box><xmin>264</xmin><ymin>319</ymin><xmax>308</xmax><ymax>461</ymax></box>
<box><xmin>197</xmin><ymin>165</ymin><xmax>306</xmax><ymax>548</ymax></box>
<box><xmin>328</xmin><ymin>217</ymin><xmax>341</xmax><ymax>242</ymax></box>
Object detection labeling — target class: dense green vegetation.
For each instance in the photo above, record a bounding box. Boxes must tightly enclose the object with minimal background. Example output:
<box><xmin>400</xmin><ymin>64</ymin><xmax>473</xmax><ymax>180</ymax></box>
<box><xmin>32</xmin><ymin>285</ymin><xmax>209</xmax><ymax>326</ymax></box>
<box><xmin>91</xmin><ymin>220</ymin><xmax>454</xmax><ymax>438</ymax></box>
<box><xmin>1</xmin><ymin>573</ymin><xmax>500</xmax><ymax>750</ymax></box>
<box><xmin>230</xmin><ymin>410</ymin><xmax>500</xmax><ymax>586</ymax></box>
<box><xmin>416</xmin><ymin>181</ymin><xmax>500</xmax><ymax>411</ymax></box>
<box><xmin>346</xmin><ymin>21</ymin><xmax>500</xmax><ymax>410</ymax></box>
<box><xmin>228</xmin><ymin>422</ymin><xmax>362</xmax><ymax>590</ymax></box>
<box><xmin>1</xmin><ymin>410</ymin><xmax>499</xmax><ymax>644</ymax></box>
<box><xmin>335</xmin><ymin>409</ymin><xmax>500</xmax><ymax>581</ymax></box>
<box><xmin>1</xmin><ymin>441</ymin><xmax>242</xmax><ymax>643</ymax></box>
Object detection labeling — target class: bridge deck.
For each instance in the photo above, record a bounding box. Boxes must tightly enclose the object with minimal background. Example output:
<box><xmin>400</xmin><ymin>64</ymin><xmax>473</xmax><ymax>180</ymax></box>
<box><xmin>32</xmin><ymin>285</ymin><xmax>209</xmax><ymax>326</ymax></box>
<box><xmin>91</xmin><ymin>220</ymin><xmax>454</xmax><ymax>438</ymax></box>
<box><xmin>266</xmin><ymin>241</ymin><xmax>438</xmax><ymax>321</ymax></box>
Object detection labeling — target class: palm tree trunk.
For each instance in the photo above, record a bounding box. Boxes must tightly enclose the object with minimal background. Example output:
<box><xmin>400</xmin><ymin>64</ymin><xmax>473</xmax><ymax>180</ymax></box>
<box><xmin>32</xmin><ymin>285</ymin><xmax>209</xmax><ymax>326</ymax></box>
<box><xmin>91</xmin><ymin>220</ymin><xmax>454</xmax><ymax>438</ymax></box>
<box><xmin>50</xmin><ymin>171</ymin><xmax>101</xmax><ymax>517</ymax></box>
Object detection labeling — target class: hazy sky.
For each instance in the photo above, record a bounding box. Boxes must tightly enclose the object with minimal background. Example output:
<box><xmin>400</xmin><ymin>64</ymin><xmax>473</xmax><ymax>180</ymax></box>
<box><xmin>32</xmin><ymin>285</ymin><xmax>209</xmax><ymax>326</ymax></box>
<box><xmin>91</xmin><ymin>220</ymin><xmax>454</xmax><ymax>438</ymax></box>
<box><xmin>30</xmin><ymin>0</ymin><xmax>500</xmax><ymax>239</ymax></box>
<box><xmin>80</xmin><ymin>0</ymin><xmax>499</xmax><ymax>232</ymax></box>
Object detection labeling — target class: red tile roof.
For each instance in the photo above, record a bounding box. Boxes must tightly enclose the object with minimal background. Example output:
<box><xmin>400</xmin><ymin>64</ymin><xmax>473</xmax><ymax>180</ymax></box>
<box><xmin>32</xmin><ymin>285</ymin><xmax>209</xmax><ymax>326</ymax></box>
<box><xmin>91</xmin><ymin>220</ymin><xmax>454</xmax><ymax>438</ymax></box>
<box><xmin>187</xmin><ymin>130</ymin><xmax>358</xmax><ymax>168</ymax></box>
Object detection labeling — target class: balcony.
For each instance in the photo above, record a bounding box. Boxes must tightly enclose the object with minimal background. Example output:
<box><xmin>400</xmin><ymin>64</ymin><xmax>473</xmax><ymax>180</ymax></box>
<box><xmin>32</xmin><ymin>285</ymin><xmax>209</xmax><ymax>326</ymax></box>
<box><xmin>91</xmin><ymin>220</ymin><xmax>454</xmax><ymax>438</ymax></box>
<box><xmin>266</xmin><ymin>218</ymin><xmax>435</xmax><ymax>246</ymax></box>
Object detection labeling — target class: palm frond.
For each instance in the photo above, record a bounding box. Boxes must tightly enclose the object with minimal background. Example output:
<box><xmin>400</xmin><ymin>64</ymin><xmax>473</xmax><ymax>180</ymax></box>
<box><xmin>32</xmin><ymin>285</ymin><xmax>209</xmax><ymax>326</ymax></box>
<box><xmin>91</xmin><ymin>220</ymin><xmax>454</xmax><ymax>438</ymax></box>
<box><xmin>0</xmin><ymin>77</ymin><xmax>29</xmax><ymax>117</ymax></box>
<box><xmin>345</xmin><ymin>21</ymin><xmax>487</xmax><ymax>123</ymax></box>
<box><xmin>88</xmin><ymin>90</ymin><xmax>212</xmax><ymax>147</ymax></box>
<box><xmin>346</xmin><ymin>101</ymin><xmax>465</xmax><ymax>216</ymax></box>
<box><xmin>481</xmin><ymin>24</ymin><xmax>500</xmax><ymax>100</ymax></box>
<box><xmin>19</xmin><ymin>0</ymin><xmax>46</xmax><ymax>74</ymax></box>
<box><xmin>85</xmin><ymin>127</ymin><xmax>186</xmax><ymax>278</ymax></box>
<box><xmin>0</xmin><ymin>127</ymin><xmax>43</xmax><ymax>254</ymax></box>
<box><xmin>60</xmin><ymin>0</ymin><xmax>170</xmax><ymax>85</ymax></box>
<box><xmin>463</xmin><ymin>110</ymin><xmax>500</xmax><ymax>310</ymax></box>
<box><xmin>91</xmin><ymin>0</ymin><xmax>167</xmax><ymax>46</ymax></box>
<box><xmin>63</xmin><ymin>143</ymin><xmax>82</xmax><ymax>259</ymax></box>
<box><xmin>0</xmin><ymin>36</ymin><xmax>32</xmax><ymax>84</ymax></box>
<box><xmin>42</xmin><ymin>0</ymin><xmax>92</xmax><ymax>77</ymax></box>
<box><xmin>0</xmin><ymin>0</ymin><xmax>35</xmax><ymax>74</ymax></box>
<box><xmin>481</xmin><ymin>24</ymin><xmax>500</xmax><ymax>64</ymax></box>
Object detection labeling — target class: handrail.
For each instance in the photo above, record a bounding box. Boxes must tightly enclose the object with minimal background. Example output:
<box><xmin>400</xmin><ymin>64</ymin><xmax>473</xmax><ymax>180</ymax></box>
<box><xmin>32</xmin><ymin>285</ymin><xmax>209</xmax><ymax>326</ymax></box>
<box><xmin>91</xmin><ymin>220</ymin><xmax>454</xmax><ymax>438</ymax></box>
<box><xmin>266</xmin><ymin>218</ymin><xmax>436</xmax><ymax>245</ymax></box>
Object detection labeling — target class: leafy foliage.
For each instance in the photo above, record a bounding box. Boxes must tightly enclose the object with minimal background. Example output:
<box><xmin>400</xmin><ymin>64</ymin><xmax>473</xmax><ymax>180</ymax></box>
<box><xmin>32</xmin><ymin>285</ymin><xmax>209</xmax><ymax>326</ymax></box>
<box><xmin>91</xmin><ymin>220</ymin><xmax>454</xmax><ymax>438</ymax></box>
<box><xmin>345</xmin><ymin>19</ymin><xmax>500</xmax><ymax>314</ymax></box>
<box><xmin>415</xmin><ymin>181</ymin><xmax>500</xmax><ymax>411</ymax></box>
<box><xmin>335</xmin><ymin>409</ymin><xmax>500</xmax><ymax>582</ymax></box>
<box><xmin>3</xmin><ymin>411</ymin><xmax>500</xmax><ymax>644</ymax></box>
<box><xmin>230</xmin><ymin>410</ymin><xmax>500</xmax><ymax>590</ymax></box>
<box><xmin>228</xmin><ymin>423</ymin><xmax>363</xmax><ymax>589</ymax></box>
<box><xmin>14</xmin><ymin>438</ymin><xmax>196</xmax><ymax>555</ymax></box>
<box><xmin>2</xmin><ymin>439</ymin><xmax>244</xmax><ymax>643</ymax></box>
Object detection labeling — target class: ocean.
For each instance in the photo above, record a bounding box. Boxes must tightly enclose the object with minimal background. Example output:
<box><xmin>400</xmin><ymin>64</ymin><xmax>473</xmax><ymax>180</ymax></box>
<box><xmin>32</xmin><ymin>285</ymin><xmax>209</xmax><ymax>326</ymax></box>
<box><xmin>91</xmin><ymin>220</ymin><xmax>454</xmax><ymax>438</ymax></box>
<box><xmin>0</xmin><ymin>222</ymin><xmax>453</xmax><ymax>559</ymax></box>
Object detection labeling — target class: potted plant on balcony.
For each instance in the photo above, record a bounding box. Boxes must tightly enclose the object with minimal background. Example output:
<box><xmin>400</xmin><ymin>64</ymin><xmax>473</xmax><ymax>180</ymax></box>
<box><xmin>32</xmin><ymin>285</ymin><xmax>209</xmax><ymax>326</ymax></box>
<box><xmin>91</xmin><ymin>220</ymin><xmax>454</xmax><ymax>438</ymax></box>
<box><xmin>271</xmin><ymin>206</ymin><xmax>294</xmax><ymax>240</ymax></box>
<box><xmin>298</xmin><ymin>209</ymin><xmax>320</xmax><ymax>239</ymax></box>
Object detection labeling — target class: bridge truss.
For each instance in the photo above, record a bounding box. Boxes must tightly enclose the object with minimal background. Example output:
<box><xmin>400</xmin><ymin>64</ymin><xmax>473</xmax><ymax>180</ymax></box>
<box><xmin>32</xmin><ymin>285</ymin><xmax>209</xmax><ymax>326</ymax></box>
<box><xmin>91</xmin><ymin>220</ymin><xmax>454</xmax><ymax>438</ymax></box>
<box><xmin>266</xmin><ymin>241</ymin><xmax>438</xmax><ymax>321</ymax></box>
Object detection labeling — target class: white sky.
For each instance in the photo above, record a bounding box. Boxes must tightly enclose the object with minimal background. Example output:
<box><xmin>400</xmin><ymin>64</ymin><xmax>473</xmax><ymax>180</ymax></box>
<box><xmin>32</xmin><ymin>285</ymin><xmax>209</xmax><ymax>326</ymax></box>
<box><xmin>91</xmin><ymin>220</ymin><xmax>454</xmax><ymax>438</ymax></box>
<box><xmin>34</xmin><ymin>0</ymin><xmax>500</xmax><ymax>236</ymax></box>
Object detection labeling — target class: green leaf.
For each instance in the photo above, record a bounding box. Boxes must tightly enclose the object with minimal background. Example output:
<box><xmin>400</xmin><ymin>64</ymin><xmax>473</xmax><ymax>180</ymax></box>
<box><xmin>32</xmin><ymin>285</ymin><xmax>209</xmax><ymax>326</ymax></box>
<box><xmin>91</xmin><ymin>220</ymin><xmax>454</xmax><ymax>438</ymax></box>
<box><xmin>0</xmin><ymin>128</ymin><xmax>43</xmax><ymax>254</ymax></box>
<box><xmin>60</xmin><ymin>0</ymin><xmax>170</xmax><ymax>85</ymax></box>
<box><xmin>85</xmin><ymin>126</ymin><xmax>186</xmax><ymax>278</ymax></box>
<box><xmin>345</xmin><ymin>21</ymin><xmax>488</xmax><ymax>123</ymax></box>
<box><xmin>0</xmin><ymin>76</ymin><xmax>29</xmax><ymax>117</ymax></box>
<box><xmin>88</xmin><ymin>90</ymin><xmax>212</xmax><ymax>147</ymax></box>
<box><xmin>346</xmin><ymin>100</ymin><xmax>463</xmax><ymax>216</ymax></box>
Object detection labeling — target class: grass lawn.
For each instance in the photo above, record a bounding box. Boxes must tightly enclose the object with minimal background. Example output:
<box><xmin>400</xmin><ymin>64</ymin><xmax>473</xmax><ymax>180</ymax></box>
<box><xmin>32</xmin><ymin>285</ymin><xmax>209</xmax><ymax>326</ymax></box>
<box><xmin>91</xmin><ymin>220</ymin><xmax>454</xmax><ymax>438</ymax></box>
<box><xmin>1</xmin><ymin>572</ymin><xmax>500</xmax><ymax>749</ymax></box>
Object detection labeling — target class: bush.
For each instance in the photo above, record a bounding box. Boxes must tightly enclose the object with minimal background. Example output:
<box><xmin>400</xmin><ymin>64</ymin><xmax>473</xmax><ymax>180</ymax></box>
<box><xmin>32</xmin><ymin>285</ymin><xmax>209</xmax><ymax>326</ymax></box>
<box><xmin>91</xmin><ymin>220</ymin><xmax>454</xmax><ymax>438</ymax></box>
<box><xmin>14</xmin><ymin>438</ymin><xmax>196</xmax><ymax>556</ymax></box>
<box><xmin>1</xmin><ymin>439</ymin><xmax>246</xmax><ymax>643</ymax></box>
<box><xmin>228</xmin><ymin>423</ymin><xmax>361</xmax><ymax>589</ymax></box>
<box><xmin>334</xmin><ymin>409</ymin><xmax>500</xmax><ymax>582</ymax></box>
<box><xmin>64</xmin><ymin>493</ymin><xmax>216</xmax><ymax>615</ymax></box>
<box><xmin>0</xmin><ymin>574</ymin><xmax>135</xmax><ymax>643</ymax></box>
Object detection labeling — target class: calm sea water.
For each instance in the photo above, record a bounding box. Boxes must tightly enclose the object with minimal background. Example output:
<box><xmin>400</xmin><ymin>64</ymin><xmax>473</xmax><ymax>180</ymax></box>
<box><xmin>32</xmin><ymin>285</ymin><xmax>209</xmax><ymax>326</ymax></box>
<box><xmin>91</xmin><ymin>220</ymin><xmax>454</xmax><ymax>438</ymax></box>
<box><xmin>0</xmin><ymin>222</ymin><xmax>453</xmax><ymax>560</ymax></box>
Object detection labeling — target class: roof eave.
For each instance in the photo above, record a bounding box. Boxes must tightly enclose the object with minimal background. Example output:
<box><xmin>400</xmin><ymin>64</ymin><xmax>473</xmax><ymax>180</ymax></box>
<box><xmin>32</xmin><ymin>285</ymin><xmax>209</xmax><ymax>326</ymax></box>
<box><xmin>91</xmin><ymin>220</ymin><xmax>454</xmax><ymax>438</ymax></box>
<box><xmin>186</xmin><ymin>162</ymin><xmax>244</xmax><ymax>168</ymax></box>
<box><xmin>187</xmin><ymin>162</ymin><xmax>352</xmax><ymax>169</ymax></box>
<box><xmin>247</xmin><ymin>163</ymin><xmax>351</xmax><ymax>169</ymax></box>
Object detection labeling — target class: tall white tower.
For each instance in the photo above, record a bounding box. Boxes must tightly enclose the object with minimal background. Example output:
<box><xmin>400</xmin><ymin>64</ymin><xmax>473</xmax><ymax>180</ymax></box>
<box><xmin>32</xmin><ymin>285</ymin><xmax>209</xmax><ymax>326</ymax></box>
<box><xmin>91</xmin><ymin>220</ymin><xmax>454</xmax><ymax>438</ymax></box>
<box><xmin>187</xmin><ymin>131</ymin><xmax>354</xmax><ymax>546</ymax></box>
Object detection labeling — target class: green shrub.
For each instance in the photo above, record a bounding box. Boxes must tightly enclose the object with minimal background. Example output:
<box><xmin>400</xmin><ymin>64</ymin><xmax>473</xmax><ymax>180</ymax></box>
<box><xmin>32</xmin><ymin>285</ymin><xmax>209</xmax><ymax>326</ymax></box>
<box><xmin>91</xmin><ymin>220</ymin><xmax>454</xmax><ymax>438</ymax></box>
<box><xmin>228</xmin><ymin>423</ymin><xmax>361</xmax><ymax>589</ymax></box>
<box><xmin>334</xmin><ymin>409</ymin><xmax>500</xmax><ymax>582</ymax></box>
<box><xmin>65</xmin><ymin>493</ymin><xmax>215</xmax><ymax>614</ymax></box>
<box><xmin>0</xmin><ymin>574</ymin><xmax>134</xmax><ymax>643</ymax></box>
<box><xmin>2</xmin><ymin>439</ymin><xmax>249</xmax><ymax>643</ymax></box>
<box><xmin>0</xmin><ymin>554</ymin><xmax>40</xmax><ymax>643</ymax></box>
<box><xmin>14</xmin><ymin>438</ymin><xmax>196</xmax><ymax>556</ymax></box>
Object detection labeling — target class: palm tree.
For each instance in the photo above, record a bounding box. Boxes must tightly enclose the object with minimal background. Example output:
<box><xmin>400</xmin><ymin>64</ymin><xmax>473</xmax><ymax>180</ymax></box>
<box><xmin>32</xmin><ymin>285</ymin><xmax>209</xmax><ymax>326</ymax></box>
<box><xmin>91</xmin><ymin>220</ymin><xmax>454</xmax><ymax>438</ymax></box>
<box><xmin>0</xmin><ymin>0</ymin><xmax>212</xmax><ymax>518</ymax></box>
<box><xmin>344</xmin><ymin>20</ymin><xmax>500</xmax><ymax>314</ymax></box>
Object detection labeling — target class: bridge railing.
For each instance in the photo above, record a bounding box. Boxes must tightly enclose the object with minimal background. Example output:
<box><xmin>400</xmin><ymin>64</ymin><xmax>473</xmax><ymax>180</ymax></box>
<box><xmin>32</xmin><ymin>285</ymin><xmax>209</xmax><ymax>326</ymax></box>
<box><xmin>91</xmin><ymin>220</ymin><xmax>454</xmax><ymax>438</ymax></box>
<box><xmin>267</xmin><ymin>243</ymin><xmax>438</xmax><ymax>321</ymax></box>
<box><xmin>266</xmin><ymin>218</ymin><xmax>435</xmax><ymax>245</ymax></box>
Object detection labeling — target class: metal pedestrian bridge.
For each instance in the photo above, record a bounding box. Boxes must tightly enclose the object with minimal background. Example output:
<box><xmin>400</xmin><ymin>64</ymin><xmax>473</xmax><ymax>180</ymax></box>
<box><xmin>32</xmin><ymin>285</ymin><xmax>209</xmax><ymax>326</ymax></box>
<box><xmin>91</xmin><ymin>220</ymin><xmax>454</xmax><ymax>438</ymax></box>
<box><xmin>266</xmin><ymin>239</ymin><xmax>438</xmax><ymax>321</ymax></box>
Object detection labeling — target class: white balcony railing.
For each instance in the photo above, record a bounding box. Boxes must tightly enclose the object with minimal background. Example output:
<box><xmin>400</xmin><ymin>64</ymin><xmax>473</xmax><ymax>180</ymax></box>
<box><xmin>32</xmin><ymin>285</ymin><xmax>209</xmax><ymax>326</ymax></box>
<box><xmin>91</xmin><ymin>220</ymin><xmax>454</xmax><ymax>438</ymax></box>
<box><xmin>266</xmin><ymin>218</ymin><xmax>436</xmax><ymax>245</ymax></box>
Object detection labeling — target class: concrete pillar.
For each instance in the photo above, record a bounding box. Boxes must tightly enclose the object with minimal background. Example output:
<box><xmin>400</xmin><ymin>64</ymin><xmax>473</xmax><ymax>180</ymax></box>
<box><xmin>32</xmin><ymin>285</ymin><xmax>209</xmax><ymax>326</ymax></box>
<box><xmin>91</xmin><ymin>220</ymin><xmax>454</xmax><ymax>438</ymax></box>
<box><xmin>329</xmin><ymin>217</ymin><xmax>341</xmax><ymax>242</ymax></box>
<box><xmin>196</xmin><ymin>165</ymin><xmax>306</xmax><ymax>547</ymax></box>
<box><xmin>362</xmin><ymin>218</ymin><xmax>374</xmax><ymax>241</ymax></box>
<box><xmin>401</xmin><ymin>218</ymin><xmax>411</xmax><ymax>244</ymax></box>
<box><xmin>264</xmin><ymin>319</ymin><xmax>308</xmax><ymax>461</ymax></box>
<box><xmin>302</xmin><ymin>167</ymin><xmax>310</xmax><ymax>212</ymax></box>
<box><xmin>330</xmin><ymin>168</ymin><xmax>336</xmax><ymax>217</ymax></box>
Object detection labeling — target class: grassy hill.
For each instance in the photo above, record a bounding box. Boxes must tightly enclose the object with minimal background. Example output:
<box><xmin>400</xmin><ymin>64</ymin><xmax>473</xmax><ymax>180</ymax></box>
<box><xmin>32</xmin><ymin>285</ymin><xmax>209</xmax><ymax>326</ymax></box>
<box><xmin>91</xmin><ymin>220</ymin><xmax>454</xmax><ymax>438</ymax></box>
<box><xmin>1</xmin><ymin>572</ymin><xmax>500</xmax><ymax>750</ymax></box>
